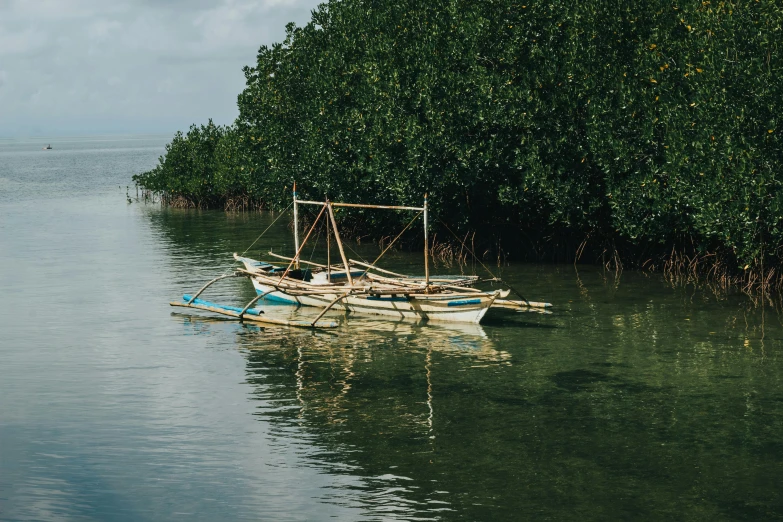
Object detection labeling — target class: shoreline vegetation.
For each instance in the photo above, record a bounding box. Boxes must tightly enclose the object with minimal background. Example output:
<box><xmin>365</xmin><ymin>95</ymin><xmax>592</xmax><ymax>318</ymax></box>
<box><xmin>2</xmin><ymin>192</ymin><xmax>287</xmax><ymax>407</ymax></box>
<box><xmin>133</xmin><ymin>0</ymin><xmax>783</xmax><ymax>298</ymax></box>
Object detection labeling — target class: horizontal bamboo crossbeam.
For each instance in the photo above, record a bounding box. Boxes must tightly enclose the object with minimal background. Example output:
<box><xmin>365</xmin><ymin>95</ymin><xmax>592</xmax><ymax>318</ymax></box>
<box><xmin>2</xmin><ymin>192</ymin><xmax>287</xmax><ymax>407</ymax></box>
<box><xmin>297</xmin><ymin>200</ymin><xmax>424</xmax><ymax>212</ymax></box>
<box><xmin>267</xmin><ymin>252</ymin><xmax>330</xmax><ymax>269</ymax></box>
<box><xmin>240</xmin><ymin>262</ymin><xmax>551</xmax><ymax>304</ymax></box>
<box><xmin>365</xmin><ymin>273</ymin><xmax>427</xmax><ymax>289</ymax></box>
<box><xmin>246</xmin><ymin>269</ymin><xmax>488</xmax><ymax>297</ymax></box>
<box><xmin>243</xmin><ymin>271</ymin><xmax>471</xmax><ymax>298</ymax></box>
<box><xmin>349</xmin><ymin>259</ymin><xmax>413</xmax><ymax>279</ymax></box>
<box><xmin>363</xmin><ymin>275</ymin><xmax>479</xmax><ymax>296</ymax></box>
<box><xmin>348</xmin><ymin>259</ymin><xmax>478</xmax><ymax>286</ymax></box>
<box><xmin>438</xmin><ymin>284</ymin><xmax>483</xmax><ymax>293</ymax></box>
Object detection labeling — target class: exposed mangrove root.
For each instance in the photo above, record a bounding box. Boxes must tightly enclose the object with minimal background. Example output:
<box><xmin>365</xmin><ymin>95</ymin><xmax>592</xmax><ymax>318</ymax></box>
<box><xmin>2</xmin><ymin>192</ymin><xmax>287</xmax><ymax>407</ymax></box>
<box><xmin>662</xmin><ymin>250</ymin><xmax>783</xmax><ymax>304</ymax></box>
<box><xmin>132</xmin><ymin>188</ymin><xmax>269</xmax><ymax>212</ymax></box>
<box><xmin>430</xmin><ymin>234</ymin><xmax>469</xmax><ymax>268</ymax></box>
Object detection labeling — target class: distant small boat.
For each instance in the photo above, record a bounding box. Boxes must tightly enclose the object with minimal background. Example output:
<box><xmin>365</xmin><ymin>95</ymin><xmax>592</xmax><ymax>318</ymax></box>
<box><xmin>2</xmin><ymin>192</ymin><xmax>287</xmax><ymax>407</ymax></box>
<box><xmin>43</xmin><ymin>144</ymin><xmax>52</xmax><ymax>150</ymax></box>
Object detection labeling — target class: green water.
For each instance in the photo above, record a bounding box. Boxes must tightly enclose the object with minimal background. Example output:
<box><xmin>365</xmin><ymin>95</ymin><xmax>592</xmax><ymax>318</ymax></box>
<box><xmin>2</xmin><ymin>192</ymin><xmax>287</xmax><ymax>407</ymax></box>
<box><xmin>0</xmin><ymin>136</ymin><xmax>781</xmax><ymax>520</ymax></box>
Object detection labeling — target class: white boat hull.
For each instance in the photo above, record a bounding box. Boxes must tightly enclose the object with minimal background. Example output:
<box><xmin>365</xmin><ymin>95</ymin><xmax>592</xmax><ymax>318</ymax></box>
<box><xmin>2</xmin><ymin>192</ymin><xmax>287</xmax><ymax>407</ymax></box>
<box><xmin>249</xmin><ymin>279</ymin><xmax>495</xmax><ymax>324</ymax></box>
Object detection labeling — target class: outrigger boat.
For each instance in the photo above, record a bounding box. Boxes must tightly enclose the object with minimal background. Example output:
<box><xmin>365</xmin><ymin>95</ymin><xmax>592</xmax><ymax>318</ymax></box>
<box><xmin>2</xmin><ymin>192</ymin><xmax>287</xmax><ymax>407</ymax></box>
<box><xmin>172</xmin><ymin>185</ymin><xmax>551</xmax><ymax>328</ymax></box>
<box><xmin>234</xmin><ymin>254</ymin><xmax>500</xmax><ymax>324</ymax></box>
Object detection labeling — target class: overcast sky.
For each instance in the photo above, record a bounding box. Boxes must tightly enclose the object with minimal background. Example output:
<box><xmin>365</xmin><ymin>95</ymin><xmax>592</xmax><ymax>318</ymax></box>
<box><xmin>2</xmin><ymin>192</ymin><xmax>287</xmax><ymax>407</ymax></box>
<box><xmin>0</xmin><ymin>0</ymin><xmax>322</xmax><ymax>137</ymax></box>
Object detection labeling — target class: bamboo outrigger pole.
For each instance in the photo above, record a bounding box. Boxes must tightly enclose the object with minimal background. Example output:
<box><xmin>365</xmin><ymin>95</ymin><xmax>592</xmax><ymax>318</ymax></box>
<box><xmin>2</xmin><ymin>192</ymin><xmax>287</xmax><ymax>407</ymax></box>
<box><xmin>293</xmin><ymin>182</ymin><xmax>300</xmax><ymax>269</ymax></box>
<box><xmin>424</xmin><ymin>193</ymin><xmax>430</xmax><ymax>286</ymax></box>
<box><xmin>326</xmin><ymin>207</ymin><xmax>332</xmax><ymax>281</ymax></box>
<box><xmin>187</xmin><ymin>272</ymin><xmax>243</xmax><ymax>304</ymax></box>
<box><xmin>326</xmin><ymin>201</ymin><xmax>354</xmax><ymax>286</ymax></box>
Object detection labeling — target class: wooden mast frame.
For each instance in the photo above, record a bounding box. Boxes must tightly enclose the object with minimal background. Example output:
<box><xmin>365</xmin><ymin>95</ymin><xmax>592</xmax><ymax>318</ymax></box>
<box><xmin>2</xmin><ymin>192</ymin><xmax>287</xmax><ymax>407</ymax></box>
<box><xmin>295</xmin><ymin>196</ymin><xmax>429</xmax><ymax>287</ymax></box>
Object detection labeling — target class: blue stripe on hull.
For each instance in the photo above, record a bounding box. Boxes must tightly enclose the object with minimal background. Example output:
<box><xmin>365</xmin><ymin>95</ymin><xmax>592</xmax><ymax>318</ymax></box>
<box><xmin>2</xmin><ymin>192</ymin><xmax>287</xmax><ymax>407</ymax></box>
<box><xmin>447</xmin><ymin>298</ymin><xmax>482</xmax><ymax>307</ymax></box>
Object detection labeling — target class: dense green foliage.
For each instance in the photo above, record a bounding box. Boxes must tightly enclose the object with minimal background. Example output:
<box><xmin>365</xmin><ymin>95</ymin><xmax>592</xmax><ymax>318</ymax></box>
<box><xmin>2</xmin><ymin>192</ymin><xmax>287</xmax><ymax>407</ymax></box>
<box><xmin>134</xmin><ymin>0</ymin><xmax>783</xmax><ymax>272</ymax></box>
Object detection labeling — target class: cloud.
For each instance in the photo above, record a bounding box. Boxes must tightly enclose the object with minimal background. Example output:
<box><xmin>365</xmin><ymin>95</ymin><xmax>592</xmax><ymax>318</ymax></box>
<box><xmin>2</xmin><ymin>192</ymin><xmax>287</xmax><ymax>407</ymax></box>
<box><xmin>87</xmin><ymin>19</ymin><xmax>122</xmax><ymax>41</ymax></box>
<box><xmin>0</xmin><ymin>27</ymin><xmax>48</xmax><ymax>56</ymax></box>
<box><xmin>0</xmin><ymin>0</ymin><xmax>323</xmax><ymax>136</ymax></box>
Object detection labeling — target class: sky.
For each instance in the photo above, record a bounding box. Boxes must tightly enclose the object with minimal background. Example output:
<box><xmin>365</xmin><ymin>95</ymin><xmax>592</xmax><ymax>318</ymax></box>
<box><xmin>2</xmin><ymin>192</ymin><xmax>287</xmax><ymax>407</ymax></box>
<box><xmin>0</xmin><ymin>0</ymin><xmax>322</xmax><ymax>137</ymax></box>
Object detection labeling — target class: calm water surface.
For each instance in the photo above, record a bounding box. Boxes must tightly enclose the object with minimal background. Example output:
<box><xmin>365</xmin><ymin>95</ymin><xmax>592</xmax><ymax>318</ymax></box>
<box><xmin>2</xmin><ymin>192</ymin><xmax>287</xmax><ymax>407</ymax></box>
<box><xmin>1</xmin><ymin>136</ymin><xmax>781</xmax><ymax>521</ymax></box>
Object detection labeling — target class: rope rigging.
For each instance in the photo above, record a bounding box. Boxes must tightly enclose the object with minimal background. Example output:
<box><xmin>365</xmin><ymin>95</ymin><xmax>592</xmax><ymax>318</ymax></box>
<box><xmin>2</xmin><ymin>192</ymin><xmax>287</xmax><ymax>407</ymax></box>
<box><xmin>437</xmin><ymin>217</ymin><xmax>531</xmax><ymax>305</ymax></box>
<box><xmin>358</xmin><ymin>210</ymin><xmax>423</xmax><ymax>280</ymax></box>
<box><xmin>239</xmin><ymin>201</ymin><xmax>293</xmax><ymax>257</ymax></box>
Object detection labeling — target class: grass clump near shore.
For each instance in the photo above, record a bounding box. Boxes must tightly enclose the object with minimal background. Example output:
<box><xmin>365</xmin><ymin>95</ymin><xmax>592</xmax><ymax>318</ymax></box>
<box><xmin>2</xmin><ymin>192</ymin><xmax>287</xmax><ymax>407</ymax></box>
<box><xmin>133</xmin><ymin>0</ymin><xmax>783</xmax><ymax>294</ymax></box>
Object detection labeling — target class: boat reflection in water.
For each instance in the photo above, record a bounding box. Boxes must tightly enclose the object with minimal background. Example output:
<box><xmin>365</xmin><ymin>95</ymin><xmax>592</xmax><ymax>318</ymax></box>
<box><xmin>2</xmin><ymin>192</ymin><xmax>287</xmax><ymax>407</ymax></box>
<box><xmin>172</xmin><ymin>309</ymin><xmax>517</xmax><ymax>517</ymax></box>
